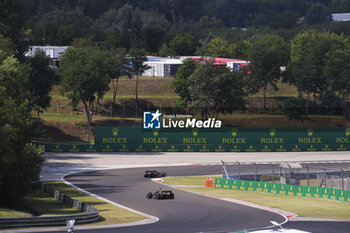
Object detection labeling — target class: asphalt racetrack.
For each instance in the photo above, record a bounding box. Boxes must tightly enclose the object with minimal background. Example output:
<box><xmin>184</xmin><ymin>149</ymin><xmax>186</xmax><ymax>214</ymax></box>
<box><xmin>61</xmin><ymin>164</ymin><xmax>350</xmax><ymax>233</ymax></box>
<box><xmin>65</xmin><ymin>166</ymin><xmax>285</xmax><ymax>233</ymax></box>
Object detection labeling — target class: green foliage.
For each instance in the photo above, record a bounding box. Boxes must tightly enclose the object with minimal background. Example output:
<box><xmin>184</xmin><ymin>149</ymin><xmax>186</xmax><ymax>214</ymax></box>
<box><xmin>32</xmin><ymin>7</ymin><xmax>92</xmax><ymax>46</ymax></box>
<box><xmin>0</xmin><ymin>47</ymin><xmax>44</xmax><ymax>206</ymax></box>
<box><xmin>283</xmin><ymin>94</ymin><xmax>306</xmax><ymax>123</ymax></box>
<box><xmin>305</xmin><ymin>3</ymin><xmax>331</xmax><ymax>25</ymax></box>
<box><xmin>168</xmin><ymin>33</ymin><xmax>198</xmax><ymax>56</ymax></box>
<box><xmin>228</xmin><ymin>40</ymin><xmax>250</xmax><ymax>60</ymax></box>
<box><xmin>93</xmin><ymin>5</ymin><xmax>142</xmax><ymax>50</ymax></box>
<box><xmin>0</xmin><ymin>54</ymin><xmax>29</xmax><ymax>103</ymax></box>
<box><xmin>26</xmin><ymin>50</ymin><xmax>55</xmax><ymax>116</ymax></box>
<box><xmin>128</xmin><ymin>48</ymin><xmax>149</xmax><ymax>103</ymax></box>
<box><xmin>319</xmin><ymin>91</ymin><xmax>343</xmax><ymax>117</ymax></box>
<box><xmin>287</xmin><ymin>30</ymin><xmax>346</xmax><ymax>115</ymax></box>
<box><xmin>188</xmin><ymin>60</ymin><xmax>247</xmax><ymax>118</ymax></box>
<box><xmin>58</xmin><ymin>47</ymin><xmax>115</xmax><ymax>122</ymax></box>
<box><xmin>198</xmin><ymin>37</ymin><xmax>231</xmax><ymax>58</ymax></box>
<box><xmin>323</xmin><ymin>46</ymin><xmax>350</xmax><ymax>101</ymax></box>
<box><xmin>247</xmin><ymin>34</ymin><xmax>289</xmax><ymax>109</ymax></box>
<box><xmin>172</xmin><ymin>59</ymin><xmax>197</xmax><ymax>107</ymax></box>
<box><xmin>0</xmin><ymin>0</ymin><xmax>27</xmax><ymax>59</ymax></box>
<box><xmin>110</xmin><ymin>48</ymin><xmax>129</xmax><ymax>111</ymax></box>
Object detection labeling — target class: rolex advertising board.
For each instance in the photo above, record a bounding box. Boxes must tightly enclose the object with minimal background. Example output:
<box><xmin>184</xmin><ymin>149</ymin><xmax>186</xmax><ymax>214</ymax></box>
<box><xmin>44</xmin><ymin>109</ymin><xmax>350</xmax><ymax>152</ymax></box>
<box><xmin>55</xmin><ymin>126</ymin><xmax>350</xmax><ymax>153</ymax></box>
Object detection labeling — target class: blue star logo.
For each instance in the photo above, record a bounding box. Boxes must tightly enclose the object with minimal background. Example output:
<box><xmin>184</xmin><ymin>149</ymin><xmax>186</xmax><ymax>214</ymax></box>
<box><xmin>143</xmin><ymin>110</ymin><xmax>161</xmax><ymax>129</ymax></box>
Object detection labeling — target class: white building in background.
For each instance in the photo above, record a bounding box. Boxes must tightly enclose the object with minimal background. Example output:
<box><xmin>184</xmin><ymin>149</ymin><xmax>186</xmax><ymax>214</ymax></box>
<box><xmin>332</xmin><ymin>13</ymin><xmax>350</xmax><ymax>22</ymax></box>
<box><xmin>25</xmin><ymin>46</ymin><xmax>68</xmax><ymax>69</ymax></box>
<box><xmin>143</xmin><ymin>56</ymin><xmax>183</xmax><ymax>77</ymax></box>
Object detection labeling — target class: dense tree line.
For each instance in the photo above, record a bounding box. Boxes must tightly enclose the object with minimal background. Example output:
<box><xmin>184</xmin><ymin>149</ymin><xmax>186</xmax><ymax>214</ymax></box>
<box><xmin>0</xmin><ymin>34</ymin><xmax>47</xmax><ymax>206</ymax></box>
<box><xmin>172</xmin><ymin>30</ymin><xmax>350</xmax><ymax>122</ymax></box>
<box><xmin>12</xmin><ymin>0</ymin><xmax>350</xmax><ymax>55</ymax></box>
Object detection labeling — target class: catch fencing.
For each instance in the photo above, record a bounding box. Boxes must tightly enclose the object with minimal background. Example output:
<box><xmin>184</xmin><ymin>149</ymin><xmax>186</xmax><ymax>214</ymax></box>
<box><xmin>221</xmin><ymin>161</ymin><xmax>350</xmax><ymax>190</ymax></box>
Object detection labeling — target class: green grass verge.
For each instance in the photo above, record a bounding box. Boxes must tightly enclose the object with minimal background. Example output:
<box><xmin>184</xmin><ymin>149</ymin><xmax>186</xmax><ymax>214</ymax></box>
<box><xmin>0</xmin><ymin>187</ymin><xmax>81</xmax><ymax>218</ymax></box>
<box><xmin>44</xmin><ymin>182</ymin><xmax>147</xmax><ymax>225</ymax></box>
<box><xmin>163</xmin><ymin>176</ymin><xmax>350</xmax><ymax>221</ymax></box>
<box><xmin>1</xmin><ymin>182</ymin><xmax>147</xmax><ymax>227</ymax></box>
<box><xmin>0</xmin><ymin>208</ymin><xmax>32</xmax><ymax>218</ymax></box>
<box><xmin>23</xmin><ymin>188</ymin><xmax>83</xmax><ymax>216</ymax></box>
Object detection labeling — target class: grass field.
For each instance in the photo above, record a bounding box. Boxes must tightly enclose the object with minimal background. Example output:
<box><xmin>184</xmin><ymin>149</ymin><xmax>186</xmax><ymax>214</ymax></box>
<box><xmin>44</xmin><ymin>182</ymin><xmax>147</xmax><ymax>225</ymax></box>
<box><xmin>163</xmin><ymin>176</ymin><xmax>350</xmax><ymax>221</ymax></box>
<box><xmin>0</xmin><ymin>186</ymin><xmax>81</xmax><ymax>218</ymax></box>
<box><xmin>1</xmin><ymin>182</ymin><xmax>147</xmax><ymax>228</ymax></box>
<box><xmin>0</xmin><ymin>208</ymin><xmax>32</xmax><ymax>218</ymax></box>
<box><xmin>38</xmin><ymin>77</ymin><xmax>347</xmax><ymax>143</ymax></box>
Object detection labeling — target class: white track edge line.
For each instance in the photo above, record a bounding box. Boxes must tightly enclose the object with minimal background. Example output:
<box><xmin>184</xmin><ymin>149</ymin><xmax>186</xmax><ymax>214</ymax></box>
<box><xmin>152</xmin><ymin>178</ymin><xmax>289</xmax><ymax>229</ymax></box>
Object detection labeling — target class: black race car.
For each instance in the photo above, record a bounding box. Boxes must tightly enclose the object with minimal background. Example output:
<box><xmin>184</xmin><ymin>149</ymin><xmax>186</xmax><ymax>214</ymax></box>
<box><xmin>144</xmin><ymin>170</ymin><xmax>166</xmax><ymax>178</ymax></box>
<box><xmin>146</xmin><ymin>189</ymin><xmax>174</xmax><ymax>200</ymax></box>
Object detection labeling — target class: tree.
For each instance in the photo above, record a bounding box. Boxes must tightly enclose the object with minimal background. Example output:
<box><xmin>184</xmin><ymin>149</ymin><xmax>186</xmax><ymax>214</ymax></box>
<box><xmin>172</xmin><ymin>58</ymin><xmax>197</xmax><ymax>107</ymax></box>
<box><xmin>0</xmin><ymin>42</ymin><xmax>44</xmax><ymax>206</ymax></box>
<box><xmin>287</xmin><ymin>30</ymin><xmax>345</xmax><ymax>115</ymax></box>
<box><xmin>319</xmin><ymin>90</ymin><xmax>343</xmax><ymax>124</ymax></box>
<box><xmin>228</xmin><ymin>40</ymin><xmax>250</xmax><ymax>60</ymax></box>
<box><xmin>58</xmin><ymin>47</ymin><xmax>115</xmax><ymax>142</ymax></box>
<box><xmin>93</xmin><ymin>5</ymin><xmax>142</xmax><ymax>50</ymax></box>
<box><xmin>0</xmin><ymin>49</ymin><xmax>29</xmax><ymax>103</ymax></box>
<box><xmin>247</xmin><ymin>34</ymin><xmax>289</xmax><ymax>110</ymax></box>
<box><xmin>110</xmin><ymin>48</ymin><xmax>130</xmax><ymax>115</ymax></box>
<box><xmin>129</xmin><ymin>48</ymin><xmax>149</xmax><ymax>104</ymax></box>
<box><xmin>32</xmin><ymin>8</ymin><xmax>92</xmax><ymax>46</ymax></box>
<box><xmin>305</xmin><ymin>3</ymin><xmax>330</xmax><ymax>25</ymax></box>
<box><xmin>140</xmin><ymin>11</ymin><xmax>171</xmax><ymax>53</ymax></box>
<box><xmin>26</xmin><ymin>50</ymin><xmax>55</xmax><ymax>116</ymax></box>
<box><xmin>0</xmin><ymin>0</ymin><xmax>27</xmax><ymax>59</ymax></box>
<box><xmin>199</xmin><ymin>37</ymin><xmax>231</xmax><ymax>58</ymax></box>
<box><xmin>168</xmin><ymin>33</ymin><xmax>198</xmax><ymax>56</ymax></box>
<box><xmin>283</xmin><ymin>95</ymin><xmax>306</xmax><ymax>125</ymax></box>
<box><xmin>323</xmin><ymin>46</ymin><xmax>350</xmax><ymax>121</ymax></box>
<box><xmin>188</xmin><ymin>60</ymin><xmax>247</xmax><ymax>118</ymax></box>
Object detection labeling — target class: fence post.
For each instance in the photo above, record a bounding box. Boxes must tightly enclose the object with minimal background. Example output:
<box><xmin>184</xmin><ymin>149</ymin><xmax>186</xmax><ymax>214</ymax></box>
<box><xmin>323</xmin><ymin>169</ymin><xmax>327</xmax><ymax>188</ymax></box>
<box><xmin>272</xmin><ymin>163</ymin><xmax>275</xmax><ymax>183</ymax></box>
<box><xmin>341</xmin><ymin>169</ymin><xmax>344</xmax><ymax>190</ymax></box>
<box><xmin>306</xmin><ymin>166</ymin><xmax>309</xmax><ymax>186</ymax></box>
<box><xmin>279</xmin><ymin>165</ymin><xmax>282</xmax><ymax>177</ymax></box>
<box><xmin>237</xmin><ymin>161</ymin><xmax>241</xmax><ymax>180</ymax></box>
<box><xmin>254</xmin><ymin>162</ymin><xmax>257</xmax><ymax>181</ymax></box>
<box><xmin>288</xmin><ymin>164</ymin><xmax>292</xmax><ymax>185</ymax></box>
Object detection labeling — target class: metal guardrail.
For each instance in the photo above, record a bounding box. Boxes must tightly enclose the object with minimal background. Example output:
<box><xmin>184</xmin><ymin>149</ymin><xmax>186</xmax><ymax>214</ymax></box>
<box><xmin>0</xmin><ymin>183</ymin><xmax>100</xmax><ymax>229</ymax></box>
<box><xmin>0</xmin><ymin>212</ymin><xmax>99</xmax><ymax>228</ymax></box>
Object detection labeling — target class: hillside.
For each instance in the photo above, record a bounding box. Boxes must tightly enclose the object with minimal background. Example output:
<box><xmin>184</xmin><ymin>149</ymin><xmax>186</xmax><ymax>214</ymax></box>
<box><xmin>39</xmin><ymin>77</ymin><xmax>347</xmax><ymax>143</ymax></box>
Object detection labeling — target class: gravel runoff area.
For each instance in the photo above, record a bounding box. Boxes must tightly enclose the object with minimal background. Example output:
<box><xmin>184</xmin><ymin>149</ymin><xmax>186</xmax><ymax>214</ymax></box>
<box><xmin>41</xmin><ymin>151</ymin><xmax>350</xmax><ymax>181</ymax></box>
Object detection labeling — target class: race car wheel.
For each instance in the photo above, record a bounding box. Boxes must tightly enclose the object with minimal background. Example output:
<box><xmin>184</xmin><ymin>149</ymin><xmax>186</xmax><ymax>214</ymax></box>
<box><xmin>146</xmin><ymin>192</ymin><xmax>153</xmax><ymax>199</ymax></box>
<box><xmin>154</xmin><ymin>193</ymin><xmax>161</xmax><ymax>199</ymax></box>
<box><xmin>160</xmin><ymin>172</ymin><xmax>166</xmax><ymax>177</ymax></box>
<box><xmin>169</xmin><ymin>193</ymin><xmax>174</xmax><ymax>199</ymax></box>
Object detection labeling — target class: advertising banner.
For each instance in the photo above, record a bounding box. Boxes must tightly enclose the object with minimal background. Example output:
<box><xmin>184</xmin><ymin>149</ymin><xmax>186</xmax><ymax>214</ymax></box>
<box><xmin>44</xmin><ymin>126</ymin><xmax>350</xmax><ymax>152</ymax></box>
<box><xmin>214</xmin><ymin>178</ymin><xmax>350</xmax><ymax>202</ymax></box>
